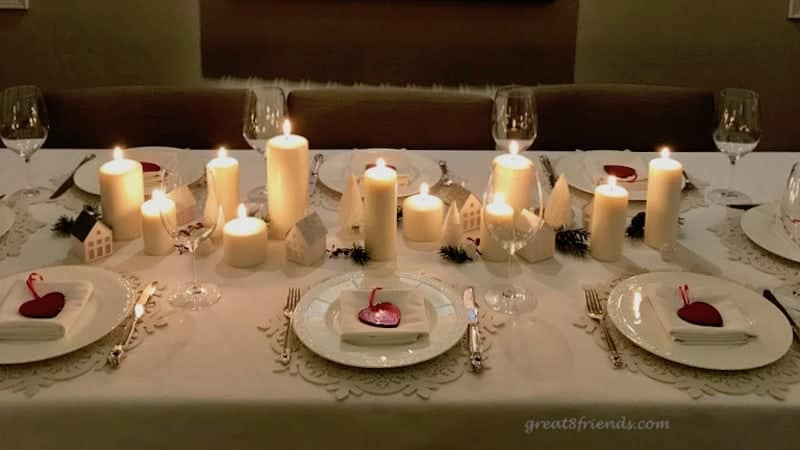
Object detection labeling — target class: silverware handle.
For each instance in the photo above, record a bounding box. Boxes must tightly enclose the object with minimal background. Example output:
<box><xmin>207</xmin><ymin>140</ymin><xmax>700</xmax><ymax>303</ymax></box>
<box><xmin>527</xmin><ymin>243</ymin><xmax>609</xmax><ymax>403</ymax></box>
<box><xmin>598</xmin><ymin>319</ymin><xmax>623</xmax><ymax>368</ymax></box>
<box><xmin>280</xmin><ymin>316</ymin><xmax>293</xmax><ymax>364</ymax></box>
<box><xmin>467</xmin><ymin>323</ymin><xmax>483</xmax><ymax>371</ymax></box>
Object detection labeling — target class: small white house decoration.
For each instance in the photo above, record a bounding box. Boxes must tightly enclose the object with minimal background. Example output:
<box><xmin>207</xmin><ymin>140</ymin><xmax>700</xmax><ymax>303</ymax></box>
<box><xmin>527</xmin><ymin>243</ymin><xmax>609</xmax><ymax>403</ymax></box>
<box><xmin>286</xmin><ymin>211</ymin><xmax>327</xmax><ymax>266</ymax></box>
<box><xmin>544</xmin><ymin>175</ymin><xmax>574</xmax><ymax>229</ymax></box>
<box><xmin>70</xmin><ymin>209</ymin><xmax>114</xmax><ymax>263</ymax></box>
<box><xmin>517</xmin><ymin>214</ymin><xmax>555</xmax><ymax>263</ymax></box>
<box><xmin>437</xmin><ymin>184</ymin><xmax>482</xmax><ymax>231</ymax></box>
<box><xmin>167</xmin><ymin>185</ymin><xmax>197</xmax><ymax>225</ymax></box>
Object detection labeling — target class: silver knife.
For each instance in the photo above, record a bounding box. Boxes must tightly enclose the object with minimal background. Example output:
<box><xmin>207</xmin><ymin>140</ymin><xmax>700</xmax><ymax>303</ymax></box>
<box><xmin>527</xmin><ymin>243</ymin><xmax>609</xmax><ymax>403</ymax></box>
<box><xmin>308</xmin><ymin>153</ymin><xmax>325</xmax><ymax>198</ymax></box>
<box><xmin>539</xmin><ymin>155</ymin><xmax>557</xmax><ymax>189</ymax></box>
<box><xmin>107</xmin><ymin>281</ymin><xmax>157</xmax><ymax>368</ymax></box>
<box><xmin>463</xmin><ymin>287</ymin><xmax>483</xmax><ymax>373</ymax></box>
<box><xmin>50</xmin><ymin>153</ymin><xmax>96</xmax><ymax>199</ymax></box>
<box><xmin>763</xmin><ymin>289</ymin><xmax>800</xmax><ymax>342</ymax></box>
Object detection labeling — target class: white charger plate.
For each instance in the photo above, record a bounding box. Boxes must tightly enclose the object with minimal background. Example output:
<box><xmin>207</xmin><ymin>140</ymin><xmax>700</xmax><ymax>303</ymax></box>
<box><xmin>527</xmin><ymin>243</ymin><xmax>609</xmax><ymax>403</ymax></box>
<box><xmin>0</xmin><ymin>204</ymin><xmax>14</xmax><ymax>239</ymax></box>
<box><xmin>607</xmin><ymin>271</ymin><xmax>793</xmax><ymax>371</ymax></box>
<box><xmin>292</xmin><ymin>272</ymin><xmax>468</xmax><ymax>369</ymax></box>
<box><xmin>74</xmin><ymin>147</ymin><xmax>206</xmax><ymax>196</ymax></box>
<box><xmin>317</xmin><ymin>149</ymin><xmax>442</xmax><ymax>198</ymax></box>
<box><xmin>740</xmin><ymin>202</ymin><xmax>800</xmax><ymax>263</ymax></box>
<box><xmin>0</xmin><ymin>265</ymin><xmax>133</xmax><ymax>364</ymax></box>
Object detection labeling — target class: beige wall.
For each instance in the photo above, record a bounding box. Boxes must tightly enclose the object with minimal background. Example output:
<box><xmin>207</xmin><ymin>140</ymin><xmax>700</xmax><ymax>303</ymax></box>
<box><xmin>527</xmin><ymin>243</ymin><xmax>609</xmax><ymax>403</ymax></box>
<box><xmin>0</xmin><ymin>0</ymin><xmax>798</xmax><ymax>148</ymax></box>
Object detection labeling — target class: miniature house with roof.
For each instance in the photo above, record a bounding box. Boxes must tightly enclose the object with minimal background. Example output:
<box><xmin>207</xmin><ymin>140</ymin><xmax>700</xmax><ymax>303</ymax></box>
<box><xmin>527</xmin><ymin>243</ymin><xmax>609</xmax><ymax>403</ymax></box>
<box><xmin>437</xmin><ymin>184</ymin><xmax>482</xmax><ymax>231</ymax></box>
<box><xmin>286</xmin><ymin>211</ymin><xmax>327</xmax><ymax>266</ymax></box>
<box><xmin>70</xmin><ymin>209</ymin><xmax>113</xmax><ymax>263</ymax></box>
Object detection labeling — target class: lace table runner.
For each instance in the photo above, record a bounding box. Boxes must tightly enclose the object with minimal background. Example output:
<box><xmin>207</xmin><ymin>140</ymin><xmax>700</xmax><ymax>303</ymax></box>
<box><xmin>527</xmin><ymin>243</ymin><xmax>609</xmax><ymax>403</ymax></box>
<box><xmin>575</xmin><ymin>273</ymin><xmax>800</xmax><ymax>400</ymax></box>
<box><xmin>0</xmin><ymin>273</ymin><xmax>169</xmax><ymax>397</ymax></box>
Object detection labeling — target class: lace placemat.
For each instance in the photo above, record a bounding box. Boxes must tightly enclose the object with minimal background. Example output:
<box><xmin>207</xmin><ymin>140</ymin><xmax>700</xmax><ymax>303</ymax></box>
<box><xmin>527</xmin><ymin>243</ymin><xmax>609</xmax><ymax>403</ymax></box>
<box><xmin>575</xmin><ymin>273</ymin><xmax>800</xmax><ymax>400</ymax></box>
<box><xmin>0</xmin><ymin>191</ymin><xmax>47</xmax><ymax>261</ymax></box>
<box><xmin>0</xmin><ymin>273</ymin><xmax>169</xmax><ymax>397</ymax></box>
<box><xmin>259</xmin><ymin>307</ymin><xmax>507</xmax><ymax>401</ymax></box>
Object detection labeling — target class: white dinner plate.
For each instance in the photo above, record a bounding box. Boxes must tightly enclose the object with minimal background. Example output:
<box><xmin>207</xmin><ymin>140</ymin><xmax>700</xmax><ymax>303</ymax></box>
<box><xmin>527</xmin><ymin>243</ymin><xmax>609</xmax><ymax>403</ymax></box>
<box><xmin>0</xmin><ymin>204</ymin><xmax>14</xmax><ymax>239</ymax></box>
<box><xmin>74</xmin><ymin>147</ymin><xmax>206</xmax><ymax>196</ymax></box>
<box><xmin>555</xmin><ymin>150</ymin><xmax>685</xmax><ymax>201</ymax></box>
<box><xmin>317</xmin><ymin>149</ymin><xmax>442</xmax><ymax>197</ymax></box>
<box><xmin>740</xmin><ymin>202</ymin><xmax>800</xmax><ymax>263</ymax></box>
<box><xmin>0</xmin><ymin>265</ymin><xmax>133</xmax><ymax>364</ymax></box>
<box><xmin>607</xmin><ymin>271</ymin><xmax>793</xmax><ymax>371</ymax></box>
<box><xmin>292</xmin><ymin>272</ymin><xmax>468</xmax><ymax>369</ymax></box>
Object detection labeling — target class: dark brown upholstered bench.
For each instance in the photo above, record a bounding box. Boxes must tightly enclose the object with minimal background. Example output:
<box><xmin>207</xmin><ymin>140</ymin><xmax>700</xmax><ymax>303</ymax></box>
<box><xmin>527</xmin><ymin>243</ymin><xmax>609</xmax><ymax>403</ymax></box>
<box><xmin>44</xmin><ymin>86</ymin><xmax>249</xmax><ymax>149</ymax></box>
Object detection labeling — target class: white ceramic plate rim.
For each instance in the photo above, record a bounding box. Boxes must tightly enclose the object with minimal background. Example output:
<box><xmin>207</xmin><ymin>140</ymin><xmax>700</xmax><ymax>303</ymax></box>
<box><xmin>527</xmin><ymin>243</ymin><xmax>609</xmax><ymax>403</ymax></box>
<box><xmin>607</xmin><ymin>271</ymin><xmax>793</xmax><ymax>371</ymax></box>
<box><xmin>74</xmin><ymin>147</ymin><xmax>206</xmax><ymax>196</ymax></box>
<box><xmin>317</xmin><ymin>149</ymin><xmax>442</xmax><ymax>198</ymax></box>
<box><xmin>0</xmin><ymin>204</ymin><xmax>13</xmax><ymax>239</ymax></box>
<box><xmin>740</xmin><ymin>202</ymin><xmax>800</xmax><ymax>263</ymax></box>
<box><xmin>0</xmin><ymin>265</ymin><xmax>133</xmax><ymax>364</ymax></box>
<box><xmin>292</xmin><ymin>272</ymin><xmax>468</xmax><ymax>369</ymax></box>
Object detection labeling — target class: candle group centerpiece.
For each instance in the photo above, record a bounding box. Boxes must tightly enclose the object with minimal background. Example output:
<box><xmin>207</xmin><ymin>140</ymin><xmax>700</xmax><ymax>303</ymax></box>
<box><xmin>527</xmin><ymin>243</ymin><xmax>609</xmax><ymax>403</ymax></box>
<box><xmin>491</xmin><ymin>141</ymin><xmax>533</xmax><ymax>212</ymax></box>
<box><xmin>223</xmin><ymin>204</ymin><xmax>268</xmax><ymax>268</ymax></box>
<box><xmin>590</xmin><ymin>176</ymin><xmax>629</xmax><ymax>261</ymax></box>
<box><xmin>402</xmin><ymin>182</ymin><xmax>444</xmax><ymax>242</ymax></box>
<box><xmin>206</xmin><ymin>147</ymin><xmax>240</xmax><ymax>223</ymax></box>
<box><xmin>141</xmin><ymin>189</ymin><xmax>176</xmax><ymax>256</ymax></box>
<box><xmin>99</xmin><ymin>147</ymin><xmax>144</xmax><ymax>241</ymax></box>
<box><xmin>644</xmin><ymin>147</ymin><xmax>683</xmax><ymax>249</ymax></box>
<box><xmin>363</xmin><ymin>158</ymin><xmax>398</xmax><ymax>261</ymax></box>
<box><xmin>267</xmin><ymin>120</ymin><xmax>309</xmax><ymax>239</ymax></box>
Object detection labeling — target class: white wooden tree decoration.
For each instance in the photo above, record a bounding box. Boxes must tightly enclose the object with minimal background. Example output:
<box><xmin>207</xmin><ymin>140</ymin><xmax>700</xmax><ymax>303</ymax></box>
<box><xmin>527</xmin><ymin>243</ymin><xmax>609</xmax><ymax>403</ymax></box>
<box><xmin>582</xmin><ymin>200</ymin><xmax>593</xmax><ymax>230</ymax></box>
<box><xmin>167</xmin><ymin>185</ymin><xmax>197</xmax><ymax>225</ymax></box>
<box><xmin>544</xmin><ymin>175</ymin><xmax>574</xmax><ymax>229</ymax></box>
<box><xmin>437</xmin><ymin>184</ymin><xmax>481</xmax><ymax>231</ymax></box>
<box><xmin>441</xmin><ymin>203</ymin><xmax>464</xmax><ymax>247</ymax></box>
<box><xmin>286</xmin><ymin>211</ymin><xmax>327</xmax><ymax>266</ymax></box>
<box><xmin>339</xmin><ymin>175</ymin><xmax>363</xmax><ymax>229</ymax></box>
<box><xmin>70</xmin><ymin>209</ymin><xmax>114</xmax><ymax>263</ymax></box>
<box><xmin>517</xmin><ymin>213</ymin><xmax>555</xmax><ymax>263</ymax></box>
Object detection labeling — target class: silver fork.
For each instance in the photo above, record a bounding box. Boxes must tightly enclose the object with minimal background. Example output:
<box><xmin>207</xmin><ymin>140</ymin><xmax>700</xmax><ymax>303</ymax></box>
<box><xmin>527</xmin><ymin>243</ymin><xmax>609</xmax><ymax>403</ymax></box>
<box><xmin>280</xmin><ymin>288</ymin><xmax>301</xmax><ymax>365</ymax></box>
<box><xmin>584</xmin><ymin>288</ymin><xmax>623</xmax><ymax>368</ymax></box>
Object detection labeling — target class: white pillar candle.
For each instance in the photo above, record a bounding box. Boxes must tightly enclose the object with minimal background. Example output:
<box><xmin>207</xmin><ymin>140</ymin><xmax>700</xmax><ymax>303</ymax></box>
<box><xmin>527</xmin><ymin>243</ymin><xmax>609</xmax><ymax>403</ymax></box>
<box><xmin>590</xmin><ymin>176</ymin><xmax>629</xmax><ymax>261</ymax></box>
<box><xmin>402</xmin><ymin>183</ymin><xmax>444</xmax><ymax>242</ymax></box>
<box><xmin>479</xmin><ymin>193</ymin><xmax>512</xmax><ymax>262</ymax></box>
<box><xmin>99</xmin><ymin>147</ymin><xmax>144</xmax><ymax>241</ymax></box>
<box><xmin>141</xmin><ymin>189</ymin><xmax>176</xmax><ymax>256</ymax></box>
<box><xmin>223</xmin><ymin>204</ymin><xmax>268</xmax><ymax>268</ymax></box>
<box><xmin>644</xmin><ymin>147</ymin><xmax>683</xmax><ymax>249</ymax></box>
<box><xmin>363</xmin><ymin>158</ymin><xmax>398</xmax><ymax>261</ymax></box>
<box><xmin>492</xmin><ymin>141</ymin><xmax>534</xmax><ymax>212</ymax></box>
<box><xmin>206</xmin><ymin>147</ymin><xmax>240</xmax><ymax>223</ymax></box>
<box><xmin>267</xmin><ymin>120</ymin><xmax>310</xmax><ymax>239</ymax></box>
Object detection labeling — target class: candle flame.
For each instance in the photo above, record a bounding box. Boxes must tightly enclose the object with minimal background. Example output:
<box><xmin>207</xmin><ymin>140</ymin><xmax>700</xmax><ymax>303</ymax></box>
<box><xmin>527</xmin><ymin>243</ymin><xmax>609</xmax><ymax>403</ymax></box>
<box><xmin>660</xmin><ymin>147</ymin><xmax>671</xmax><ymax>159</ymax></box>
<box><xmin>113</xmin><ymin>146</ymin><xmax>123</xmax><ymax>160</ymax></box>
<box><xmin>492</xmin><ymin>192</ymin><xmax>506</xmax><ymax>205</ymax></box>
<box><xmin>152</xmin><ymin>189</ymin><xmax>165</xmax><ymax>201</ymax></box>
<box><xmin>237</xmin><ymin>203</ymin><xmax>247</xmax><ymax>219</ymax></box>
<box><xmin>509</xmin><ymin>141</ymin><xmax>519</xmax><ymax>156</ymax></box>
<box><xmin>376</xmin><ymin>158</ymin><xmax>386</xmax><ymax>169</ymax></box>
<box><xmin>420</xmin><ymin>182</ymin><xmax>429</xmax><ymax>196</ymax></box>
<box><xmin>608</xmin><ymin>175</ymin><xmax>617</xmax><ymax>187</ymax></box>
<box><xmin>218</xmin><ymin>147</ymin><xmax>227</xmax><ymax>158</ymax></box>
<box><xmin>282</xmin><ymin>119</ymin><xmax>291</xmax><ymax>136</ymax></box>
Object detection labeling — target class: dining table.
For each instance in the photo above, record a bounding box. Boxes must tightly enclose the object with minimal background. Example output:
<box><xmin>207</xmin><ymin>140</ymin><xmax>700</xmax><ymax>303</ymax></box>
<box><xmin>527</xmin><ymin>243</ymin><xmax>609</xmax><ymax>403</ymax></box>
<box><xmin>0</xmin><ymin>148</ymin><xmax>798</xmax><ymax>450</ymax></box>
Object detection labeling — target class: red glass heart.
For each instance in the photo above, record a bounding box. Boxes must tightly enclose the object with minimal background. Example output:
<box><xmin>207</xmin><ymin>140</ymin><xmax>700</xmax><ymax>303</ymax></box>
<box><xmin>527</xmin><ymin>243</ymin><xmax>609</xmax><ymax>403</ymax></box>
<box><xmin>358</xmin><ymin>287</ymin><xmax>401</xmax><ymax>328</ymax></box>
<box><xmin>677</xmin><ymin>301</ymin><xmax>723</xmax><ymax>327</ymax></box>
<box><xmin>140</xmin><ymin>161</ymin><xmax>162</xmax><ymax>173</ymax></box>
<box><xmin>603</xmin><ymin>165</ymin><xmax>638</xmax><ymax>182</ymax></box>
<box><xmin>19</xmin><ymin>292</ymin><xmax>66</xmax><ymax>319</ymax></box>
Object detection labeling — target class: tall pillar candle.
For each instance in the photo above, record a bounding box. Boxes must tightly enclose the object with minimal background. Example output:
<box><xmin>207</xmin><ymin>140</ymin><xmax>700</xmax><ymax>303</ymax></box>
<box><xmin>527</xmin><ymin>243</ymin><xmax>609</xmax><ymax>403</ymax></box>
<box><xmin>479</xmin><ymin>193</ymin><xmax>512</xmax><ymax>262</ymax></box>
<box><xmin>590</xmin><ymin>176</ymin><xmax>629</xmax><ymax>261</ymax></box>
<box><xmin>99</xmin><ymin>147</ymin><xmax>144</xmax><ymax>241</ymax></box>
<box><xmin>644</xmin><ymin>148</ymin><xmax>683</xmax><ymax>249</ymax></box>
<box><xmin>267</xmin><ymin>120</ymin><xmax>309</xmax><ymax>239</ymax></box>
<box><xmin>223</xmin><ymin>204</ymin><xmax>268</xmax><ymax>268</ymax></box>
<box><xmin>206</xmin><ymin>148</ymin><xmax>240</xmax><ymax>223</ymax></box>
<box><xmin>363</xmin><ymin>158</ymin><xmax>397</xmax><ymax>261</ymax></box>
<box><xmin>141</xmin><ymin>189</ymin><xmax>176</xmax><ymax>256</ymax></box>
<box><xmin>492</xmin><ymin>141</ymin><xmax>534</xmax><ymax>212</ymax></box>
<box><xmin>402</xmin><ymin>183</ymin><xmax>444</xmax><ymax>242</ymax></box>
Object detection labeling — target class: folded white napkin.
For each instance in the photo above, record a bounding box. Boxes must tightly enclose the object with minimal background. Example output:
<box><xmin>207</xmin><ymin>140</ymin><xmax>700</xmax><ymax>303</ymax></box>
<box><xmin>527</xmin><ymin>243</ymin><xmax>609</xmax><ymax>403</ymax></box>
<box><xmin>0</xmin><ymin>280</ymin><xmax>93</xmax><ymax>341</ymax></box>
<box><xmin>338</xmin><ymin>288</ymin><xmax>429</xmax><ymax>345</ymax></box>
<box><xmin>351</xmin><ymin>149</ymin><xmax>412</xmax><ymax>185</ymax></box>
<box><xmin>583</xmin><ymin>150</ymin><xmax>649</xmax><ymax>189</ymax></box>
<box><xmin>645</xmin><ymin>284</ymin><xmax>756</xmax><ymax>345</ymax></box>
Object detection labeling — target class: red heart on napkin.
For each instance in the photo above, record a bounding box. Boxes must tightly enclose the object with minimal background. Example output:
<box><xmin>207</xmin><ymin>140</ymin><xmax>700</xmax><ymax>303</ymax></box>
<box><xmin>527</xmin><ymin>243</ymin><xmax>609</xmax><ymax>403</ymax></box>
<box><xmin>19</xmin><ymin>292</ymin><xmax>66</xmax><ymax>319</ymax></box>
<box><xmin>358</xmin><ymin>287</ymin><xmax>401</xmax><ymax>328</ymax></box>
<box><xmin>677</xmin><ymin>301</ymin><xmax>723</xmax><ymax>327</ymax></box>
<box><xmin>603</xmin><ymin>165</ymin><xmax>638</xmax><ymax>182</ymax></box>
<box><xmin>140</xmin><ymin>161</ymin><xmax>161</xmax><ymax>173</ymax></box>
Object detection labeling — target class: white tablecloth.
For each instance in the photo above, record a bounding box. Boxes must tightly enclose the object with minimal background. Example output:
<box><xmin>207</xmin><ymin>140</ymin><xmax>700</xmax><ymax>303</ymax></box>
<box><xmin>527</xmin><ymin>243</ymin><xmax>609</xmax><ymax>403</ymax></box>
<box><xmin>0</xmin><ymin>149</ymin><xmax>798</xmax><ymax>450</ymax></box>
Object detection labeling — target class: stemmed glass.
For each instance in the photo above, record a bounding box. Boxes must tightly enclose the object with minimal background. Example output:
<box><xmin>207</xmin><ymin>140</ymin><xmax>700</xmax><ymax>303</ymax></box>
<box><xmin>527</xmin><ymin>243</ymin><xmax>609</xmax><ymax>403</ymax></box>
<box><xmin>160</xmin><ymin>170</ymin><xmax>222</xmax><ymax>310</ymax></box>
<box><xmin>482</xmin><ymin>161</ymin><xmax>545</xmax><ymax>314</ymax></box>
<box><xmin>779</xmin><ymin>162</ymin><xmax>800</xmax><ymax>246</ymax></box>
<box><xmin>1</xmin><ymin>86</ymin><xmax>49</xmax><ymax>198</ymax></box>
<box><xmin>492</xmin><ymin>85</ymin><xmax>537</xmax><ymax>152</ymax></box>
<box><xmin>243</xmin><ymin>86</ymin><xmax>286</xmax><ymax>204</ymax></box>
<box><xmin>709</xmin><ymin>88</ymin><xmax>761</xmax><ymax>205</ymax></box>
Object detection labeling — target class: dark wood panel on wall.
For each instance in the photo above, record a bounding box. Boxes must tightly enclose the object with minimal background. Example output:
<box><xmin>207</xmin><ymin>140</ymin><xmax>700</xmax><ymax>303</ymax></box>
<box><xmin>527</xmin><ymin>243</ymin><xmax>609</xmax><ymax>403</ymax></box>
<box><xmin>200</xmin><ymin>0</ymin><xmax>577</xmax><ymax>85</ymax></box>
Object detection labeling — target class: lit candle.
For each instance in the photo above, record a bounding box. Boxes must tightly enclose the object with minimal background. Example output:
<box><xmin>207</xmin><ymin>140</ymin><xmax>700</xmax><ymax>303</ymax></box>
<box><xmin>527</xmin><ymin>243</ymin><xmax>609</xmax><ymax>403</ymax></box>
<box><xmin>99</xmin><ymin>147</ymin><xmax>144</xmax><ymax>241</ymax></box>
<box><xmin>644</xmin><ymin>147</ymin><xmax>683</xmax><ymax>249</ymax></box>
<box><xmin>590</xmin><ymin>176</ymin><xmax>629</xmax><ymax>261</ymax></box>
<box><xmin>206</xmin><ymin>147</ymin><xmax>240</xmax><ymax>223</ymax></box>
<box><xmin>479</xmin><ymin>193</ymin><xmax>512</xmax><ymax>262</ymax></box>
<box><xmin>492</xmin><ymin>141</ymin><xmax>534</xmax><ymax>212</ymax></box>
<box><xmin>402</xmin><ymin>183</ymin><xmax>444</xmax><ymax>242</ymax></box>
<box><xmin>267</xmin><ymin>119</ymin><xmax>310</xmax><ymax>239</ymax></box>
<box><xmin>141</xmin><ymin>189</ymin><xmax>176</xmax><ymax>256</ymax></box>
<box><xmin>363</xmin><ymin>158</ymin><xmax>398</xmax><ymax>261</ymax></box>
<box><xmin>223</xmin><ymin>204</ymin><xmax>268</xmax><ymax>268</ymax></box>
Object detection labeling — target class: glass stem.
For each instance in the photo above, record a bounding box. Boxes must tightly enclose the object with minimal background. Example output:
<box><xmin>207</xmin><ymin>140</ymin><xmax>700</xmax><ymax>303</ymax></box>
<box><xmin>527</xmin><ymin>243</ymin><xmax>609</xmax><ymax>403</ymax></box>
<box><xmin>726</xmin><ymin>157</ymin><xmax>737</xmax><ymax>195</ymax></box>
<box><xmin>23</xmin><ymin>155</ymin><xmax>33</xmax><ymax>191</ymax></box>
<box><xmin>190</xmin><ymin>250</ymin><xmax>199</xmax><ymax>287</ymax></box>
<box><xmin>504</xmin><ymin>248</ymin><xmax>515</xmax><ymax>298</ymax></box>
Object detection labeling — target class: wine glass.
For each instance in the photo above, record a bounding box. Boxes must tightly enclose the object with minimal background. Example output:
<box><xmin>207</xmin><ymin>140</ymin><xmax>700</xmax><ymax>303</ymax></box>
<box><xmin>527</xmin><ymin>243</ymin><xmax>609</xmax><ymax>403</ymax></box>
<box><xmin>160</xmin><ymin>169</ymin><xmax>222</xmax><ymax>310</ymax></box>
<box><xmin>482</xmin><ymin>159</ymin><xmax>545</xmax><ymax>314</ymax></box>
<box><xmin>709</xmin><ymin>88</ymin><xmax>761</xmax><ymax>205</ymax></box>
<box><xmin>243</xmin><ymin>86</ymin><xmax>286</xmax><ymax>204</ymax></box>
<box><xmin>1</xmin><ymin>85</ymin><xmax>49</xmax><ymax>198</ymax></box>
<box><xmin>492</xmin><ymin>85</ymin><xmax>537</xmax><ymax>152</ymax></box>
<box><xmin>779</xmin><ymin>162</ymin><xmax>800</xmax><ymax>246</ymax></box>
